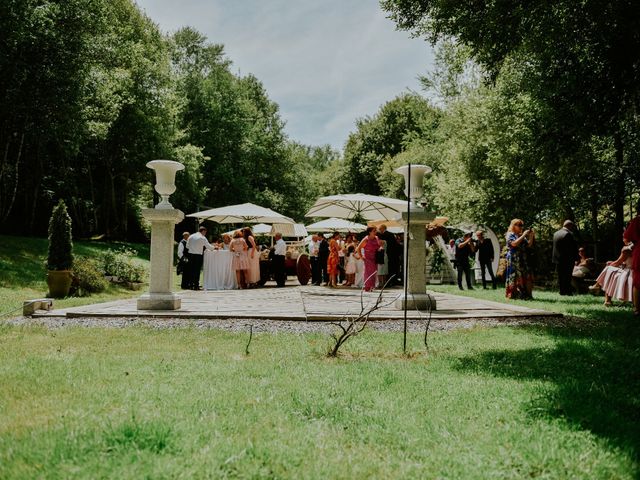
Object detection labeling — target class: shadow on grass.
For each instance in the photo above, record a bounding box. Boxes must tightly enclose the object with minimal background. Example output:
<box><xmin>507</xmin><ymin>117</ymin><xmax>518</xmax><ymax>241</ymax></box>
<box><xmin>0</xmin><ymin>235</ymin><xmax>150</xmax><ymax>288</ymax></box>
<box><xmin>455</xmin><ymin>317</ymin><xmax>640</xmax><ymax>462</ymax></box>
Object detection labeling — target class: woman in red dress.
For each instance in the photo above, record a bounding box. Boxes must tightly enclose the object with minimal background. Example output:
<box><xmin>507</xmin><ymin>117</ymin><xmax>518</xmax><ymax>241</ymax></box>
<box><xmin>326</xmin><ymin>232</ymin><xmax>341</xmax><ymax>287</ymax></box>
<box><xmin>623</xmin><ymin>200</ymin><xmax>640</xmax><ymax>315</ymax></box>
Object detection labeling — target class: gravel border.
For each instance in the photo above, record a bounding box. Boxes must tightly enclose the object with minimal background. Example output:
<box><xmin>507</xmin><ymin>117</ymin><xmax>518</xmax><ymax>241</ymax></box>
<box><xmin>5</xmin><ymin>314</ymin><xmax>579</xmax><ymax>333</ymax></box>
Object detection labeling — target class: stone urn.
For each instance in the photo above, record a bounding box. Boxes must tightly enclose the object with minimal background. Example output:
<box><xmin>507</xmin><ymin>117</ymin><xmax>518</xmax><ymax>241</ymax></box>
<box><xmin>147</xmin><ymin>160</ymin><xmax>185</xmax><ymax>209</ymax></box>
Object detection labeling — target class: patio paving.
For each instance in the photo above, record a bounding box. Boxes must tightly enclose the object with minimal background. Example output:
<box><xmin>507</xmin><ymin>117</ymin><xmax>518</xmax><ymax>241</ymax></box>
<box><xmin>32</xmin><ymin>282</ymin><xmax>559</xmax><ymax>322</ymax></box>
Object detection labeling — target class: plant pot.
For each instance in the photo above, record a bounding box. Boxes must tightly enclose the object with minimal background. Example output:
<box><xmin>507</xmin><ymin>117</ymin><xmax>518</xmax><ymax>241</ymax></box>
<box><xmin>124</xmin><ymin>281</ymin><xmax>144</xmax><ymax>291</ymax></box>
<box><xmin>47</xmin><ymin>270</ymin><xmax>72</xmax><ymax>298</ymax></box>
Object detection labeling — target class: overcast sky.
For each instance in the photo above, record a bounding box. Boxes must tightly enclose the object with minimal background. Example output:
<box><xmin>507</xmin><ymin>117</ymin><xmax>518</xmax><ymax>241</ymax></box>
<box><xmin>135</xmin><ymin>0</ymin><xmax>434</xmax><ymax>150</ymax></box>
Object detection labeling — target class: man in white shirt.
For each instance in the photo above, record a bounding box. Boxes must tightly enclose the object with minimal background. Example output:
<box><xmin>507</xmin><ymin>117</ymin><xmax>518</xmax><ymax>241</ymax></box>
<box><xmin>273</xmin><ymin>232</ymin><xmax>287</xmax><ymax>287</ymax></box>
<box><xmin>186</xmin><ymin>226</ymin><xmax>215</xmax><ymax>290</ymax></box>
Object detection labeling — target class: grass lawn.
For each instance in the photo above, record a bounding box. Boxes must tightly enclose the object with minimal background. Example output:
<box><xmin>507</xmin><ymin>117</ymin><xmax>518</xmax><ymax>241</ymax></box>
<box><xmin>1</xmin><ymin>315</ymin><xmax>639</xmax><ymax>478</ymax></box>
<box><xmin>427</xmin><ymin>283</ymin><xmax>637</xmax><ymax>322</ymax></box>
<box><xmin>0</xmin><ymin>235</ymin><xmax>150</xmax><ymax>319</ymax></box>
<box><xmin>1</xmin><ymin>238</ymin><xmax>639</xmax><ymax>478</ymax></box>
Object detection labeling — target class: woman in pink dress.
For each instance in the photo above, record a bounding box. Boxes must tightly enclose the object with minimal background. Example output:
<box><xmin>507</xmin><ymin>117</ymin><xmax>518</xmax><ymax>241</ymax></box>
<box><xmin>592</xmin><ymin>246</ymin><xmax>633</xmax><ymax>306</ymax></box>
<box><xmin>357</xmin><ymin>227</ymin><xmax>382</xmax><ymax>292</ymax></box>
<box><xmin>230</xmin><ymin>230</ymin><xmax>250</xmax><ymax>289</ymax></box>
<box><xmin>623</xmin><ymin>201</ymin><xmax>640</xmax><ymax>315</ymax></box>
<box><xmin>243</xmin><ymin>227</ymin><xmax>261</xmax><ymax>287</ymax></box>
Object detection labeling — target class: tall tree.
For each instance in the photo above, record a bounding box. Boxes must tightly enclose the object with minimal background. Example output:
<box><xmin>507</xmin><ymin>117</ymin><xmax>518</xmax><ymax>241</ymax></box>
<box><xmin>343</xmin><ymin>93</ymin><xmax>440</xmax><ymax>195</ymax></box>
<box><xmin>382</xmin><ymin>0</ymin><xmax>640</xmax><ymax>237</ymax></box>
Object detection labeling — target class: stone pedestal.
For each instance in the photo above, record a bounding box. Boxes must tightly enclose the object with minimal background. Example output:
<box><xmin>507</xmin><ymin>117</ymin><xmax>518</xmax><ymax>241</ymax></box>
<box><xmin>137</xmin><ymin>208</ymin><xmax>184</xmax><ymax>310</ymax></box>
<box><xmin>395</xmin><ymin>209</ymin><xmax>438</xmax><ymax>311</ymax></box>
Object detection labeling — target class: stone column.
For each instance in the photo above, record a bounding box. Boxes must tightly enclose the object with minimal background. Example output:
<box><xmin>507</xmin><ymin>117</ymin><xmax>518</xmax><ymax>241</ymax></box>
<box><xmin>395</xmin><ymin>209</ymin><xmax>437</xmax><ymax>310</ymax></box>
<box><xmin>137</xmin><ymin>208</ymin><xmax>184</xmax><ymax>310</ymax></box>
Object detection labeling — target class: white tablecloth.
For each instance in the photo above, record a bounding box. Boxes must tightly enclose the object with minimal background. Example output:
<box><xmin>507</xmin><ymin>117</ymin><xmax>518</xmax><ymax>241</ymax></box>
<box><xmin>203</xmin><ymin>250</ymin><xmax>237</xmax><ymax>290</ymax></box>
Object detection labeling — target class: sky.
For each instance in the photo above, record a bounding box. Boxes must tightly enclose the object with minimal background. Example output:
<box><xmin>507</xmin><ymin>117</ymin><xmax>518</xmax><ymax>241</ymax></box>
<box><xmin>135</xmin><ymin>0</ymin><xmax>434</xmax><ymax>151</ymax></box>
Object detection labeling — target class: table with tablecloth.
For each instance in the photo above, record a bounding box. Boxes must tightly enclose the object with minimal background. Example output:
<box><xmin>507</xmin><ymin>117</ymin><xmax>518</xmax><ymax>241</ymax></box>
<box><xmin>203</xmin><ymin>250</ymin><xmax>237</xmax><ymax>290</ymax></box>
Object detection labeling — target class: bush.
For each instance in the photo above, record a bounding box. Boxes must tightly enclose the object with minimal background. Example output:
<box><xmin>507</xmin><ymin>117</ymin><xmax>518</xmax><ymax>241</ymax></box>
<box><xmin>71</xmin><ymin>257</ymin><xmax>108</xmax><ymax>296</ymax></box>
<box><xmin>101</xmin><ymin>247</ymin><xmax>146</xmax><ymax>284</ymax></box>
<box><xmin>47</xmin><ymin>200</ymin><xmax>73</xmax><ymax>270</ymax></box>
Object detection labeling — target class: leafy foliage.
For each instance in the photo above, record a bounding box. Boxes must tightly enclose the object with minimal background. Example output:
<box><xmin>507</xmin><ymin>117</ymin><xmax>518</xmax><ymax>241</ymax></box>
<box><xmin>47</xmin><ymin>200</ymin><xmax>73</xmax><ymax>271</ymax></box>
<box><xmin>101</xmin><ymin>247</ymin><xmax>146</xmax><ymax>284</ymax></box>
<box><xmin>71</xmin><ymin>257</ymin><xmax>108</xmax><ymax>296</ymax></box>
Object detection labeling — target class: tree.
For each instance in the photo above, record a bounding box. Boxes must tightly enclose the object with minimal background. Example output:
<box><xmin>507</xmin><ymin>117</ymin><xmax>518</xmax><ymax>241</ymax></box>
<box><xmin>382</xmin><ymin>0</ymin><xmax>640</xmax><ymax>240</ymax></box>
<box><xmin>343</xmin><ymin>93</ymin><xmax>440</xmax><ymax>195</ymax></box>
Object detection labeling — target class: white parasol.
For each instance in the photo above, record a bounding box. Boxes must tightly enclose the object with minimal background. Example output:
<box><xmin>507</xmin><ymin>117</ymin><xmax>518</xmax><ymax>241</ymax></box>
<box><xmin>305</xmin><ymin>193</ymin><xmax>408</xmax><ymax>221</ymax></box>
<box><xmin>305</xmin><ymin>217</ymin><xmax>367</xmax><ymax>233</ymax></box>
<box><xmin>187</xmin><ymin>202</ymin><xmax>294</xmax><ymax>224</ymax></box>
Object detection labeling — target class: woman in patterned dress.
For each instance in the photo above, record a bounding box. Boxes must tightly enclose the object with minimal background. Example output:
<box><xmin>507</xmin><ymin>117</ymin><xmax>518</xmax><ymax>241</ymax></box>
<box><xmin>505</xmin><ymin>218</ymin><xmax>535</xmax><ymax>299</ymax></box>
<box><xmin>326</xmin><ymin>232</ymin><xmax>341</xmax><ymax>287</ymax></box>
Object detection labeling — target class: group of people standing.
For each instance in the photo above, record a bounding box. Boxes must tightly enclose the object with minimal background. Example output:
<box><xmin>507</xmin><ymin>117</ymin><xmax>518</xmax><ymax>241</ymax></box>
<box><xmin>308</xmin><ymin>225</ymin><xmax>402</xmax><ymax>292</ymax></box>
<box><xmin>449</xmin><ymin>229</ymin><xmax>499</xmax><ymax>291</ymax></box>
<box><xmin>501</xmin><ymin>204</ymin><xmax>639</xmax><ymax>315</ymax></box>
<box><xmin>177</xmin><ymin>226</ymin><xmax>288</xmax><ymax>290</ymax></box>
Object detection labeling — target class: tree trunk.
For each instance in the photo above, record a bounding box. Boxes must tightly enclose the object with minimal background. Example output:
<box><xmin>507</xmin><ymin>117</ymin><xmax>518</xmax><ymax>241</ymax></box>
<box><xmin>613</xmin><ymin>129</ymin><xmax>625</xmax><ymax>249</ymax></box>
<box><xmin>590</xmin><ymin>191</ymin><xmax>599</xmax><ymax>262</ymax></box>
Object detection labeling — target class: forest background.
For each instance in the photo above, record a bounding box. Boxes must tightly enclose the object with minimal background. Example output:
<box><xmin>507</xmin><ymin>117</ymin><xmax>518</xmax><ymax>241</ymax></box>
<box><xmin>1</xmin><ymin>0</ymin><xmax>638</xmax><ymax>262</ymax></box>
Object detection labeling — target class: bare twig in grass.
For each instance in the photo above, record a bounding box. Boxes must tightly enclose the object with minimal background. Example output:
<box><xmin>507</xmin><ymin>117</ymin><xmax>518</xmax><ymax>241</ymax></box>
<box><xmin>327</xmin><ymin>273</ymin><xmax>397</xmax><ymax>357</ymax></box>
<box><xmin>245</xmin><ymin>324</ymin><xmax>253</xmax><ymax>356</ymax></box>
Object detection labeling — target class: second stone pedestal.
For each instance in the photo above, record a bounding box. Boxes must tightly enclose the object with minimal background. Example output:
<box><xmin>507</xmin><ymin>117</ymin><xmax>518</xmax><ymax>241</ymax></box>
<box><xmin>395</xmin><ymin>209</ymin><xmax>437</xmax><ymax>311</ymax></box>
<box><xmin>137</xmin><ymin>208</ymin><xmax>184</xmax><ymax>310</ymax></box>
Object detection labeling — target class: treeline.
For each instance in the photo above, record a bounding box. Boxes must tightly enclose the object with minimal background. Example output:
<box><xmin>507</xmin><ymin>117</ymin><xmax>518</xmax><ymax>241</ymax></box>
<box><xmin>0</xmin><ymin>0</ymin><xmax>341</xmax><ymax>240</ymax></box>
<box><xmin>335</xmin><ymin>1</ymin><xmax>640</xmax><ymax>260</ymax></box>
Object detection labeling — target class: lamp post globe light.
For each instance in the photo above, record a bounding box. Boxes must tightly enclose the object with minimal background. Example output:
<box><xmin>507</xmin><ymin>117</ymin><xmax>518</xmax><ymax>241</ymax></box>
<box><xmin>147</xmin><ymin>160</ymin><xmax>185</xmax><ymax>209</ymax></box>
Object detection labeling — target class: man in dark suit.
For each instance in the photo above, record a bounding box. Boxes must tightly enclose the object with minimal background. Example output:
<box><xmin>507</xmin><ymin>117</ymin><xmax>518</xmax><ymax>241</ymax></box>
<box><xmin>318</xmin><ymin>234</ymin><xmax>329</xmax><ymax>285</ymax></box>
<box><xmin>377</xmin><ymin>225</ymin><xmax>400</xmax><ymax>285</ymax></box>
<box><xmin>552</xmin><ymin>220</ymin><xmax>579</xmax><ymax>295</ymax></box>
<box><xmin>455</xmin><ymin>232</ymin><xmax>475</xmax><ymax>290</ymax></box>
<box><xmin>475</xmin><ymin>230</ymin><xmax>496</xmax><ymax>289</ymax></box>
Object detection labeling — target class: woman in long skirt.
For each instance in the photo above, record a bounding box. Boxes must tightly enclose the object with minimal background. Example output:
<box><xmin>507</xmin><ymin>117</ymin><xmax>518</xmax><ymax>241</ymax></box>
<box><xmin>230</xmin><ymin>231</ymin><xmax>250</xmax><ymax>289</ymax></box>
<box><xmin>327</xmin><ymin>232</ymin><xmax>341</xmax><ymax>287</ymax></box>
<box><xmin>243</xmin><ymin>227</ymin><xmax>261</xmax><ymax>287</ymax></box>
<box><xmin>357</xmin><ymin>227</ymin><xmax>381</xmax><ymax>292</ymax></box>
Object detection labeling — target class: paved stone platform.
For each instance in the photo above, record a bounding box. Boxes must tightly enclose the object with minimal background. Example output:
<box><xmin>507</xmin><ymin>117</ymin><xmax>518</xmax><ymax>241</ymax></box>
<box><xmin>32</xmin><ymin>282</ymin><xmax>558</xmax><ymax>321</ymax></box>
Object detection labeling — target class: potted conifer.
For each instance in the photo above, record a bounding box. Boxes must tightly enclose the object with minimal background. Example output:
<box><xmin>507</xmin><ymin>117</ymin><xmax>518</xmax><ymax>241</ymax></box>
<box><xmin>46</xmin><ymin>199</ymin><xmax>74</xmax><ymax>297</ymax></box>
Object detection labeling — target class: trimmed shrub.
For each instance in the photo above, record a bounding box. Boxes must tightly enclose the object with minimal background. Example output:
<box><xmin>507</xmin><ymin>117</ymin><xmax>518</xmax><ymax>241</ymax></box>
<box><xmin>71</xmin><ymin>257</ymin><xmax>108</xmax><ymax>296</ymax></box>
<box><xmin>47</xmin><ymin>200</ymin><xmax>73</xmax><ymax>270</ymax></box>
<box><xmin>101</xmin><ymin>247</ymin><xmax>146</xmax><ymax>284</ymax></box>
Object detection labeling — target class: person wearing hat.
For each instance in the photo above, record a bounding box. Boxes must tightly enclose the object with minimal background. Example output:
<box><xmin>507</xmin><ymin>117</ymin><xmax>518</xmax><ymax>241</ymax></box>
<box><xmin>455</xmin><ymin>231</ymin><xmax>476</xmax><ymax>290</ymax></box>
<box><xmin>552</xmin><ymin>220</ymin><xmax>579</xmax><ymax>295</ymax></box>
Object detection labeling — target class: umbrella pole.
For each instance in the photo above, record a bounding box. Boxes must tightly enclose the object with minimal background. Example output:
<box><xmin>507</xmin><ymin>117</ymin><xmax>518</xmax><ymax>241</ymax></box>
<box><xmin>403</xmin><ymin>163</ymin><xmax>411</xmax><ymax>354</ymax></box>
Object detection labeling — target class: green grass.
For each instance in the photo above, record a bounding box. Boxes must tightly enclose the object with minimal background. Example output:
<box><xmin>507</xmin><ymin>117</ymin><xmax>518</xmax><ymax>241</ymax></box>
<box><xmin>0</xmin><ymin>235</ymin><xmax>150</xmax><ymax>318</ymax></box>
<box><xmin>428</xmin><ymin>283</ymin><xmax>637</xmax><ymax>322</ymax></box>
<box><xmin>1</xmin><ymin>238</ymin><xmax>638</xmax><ymax>477</ymax></box>
<box><xmin>0</xmin><ymin>322</ymin><xmax>638</xmax><ymax>479</ymax></box>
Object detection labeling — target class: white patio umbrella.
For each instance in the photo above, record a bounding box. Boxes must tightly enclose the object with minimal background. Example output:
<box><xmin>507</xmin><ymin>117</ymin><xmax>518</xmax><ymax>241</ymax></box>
<box><xmin>187</xmin><ymin>202</ymin><xmax>294</xmax><ymax>224</ymax></box>
<box><xmin>306</xmin><ymin>217</ymin><xmax>367</xmax><ymax>233</ymax></box>
<box><xmin>222</xmin><ymin>223</ymin><xmax>272</xmax><ymax>237</ymax></box>
<box><xmin>305</xmin><ymin>193</ymin><xmax>408</xmax><ymax>221</ymax></box>
<box><xmin>271</xmin><ymin>223</ymin><xmax>308</xmax><ymax>238</ymax></box>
